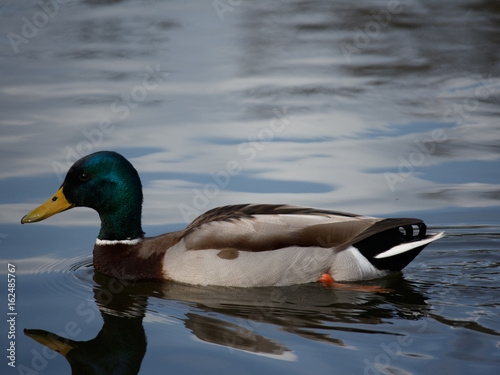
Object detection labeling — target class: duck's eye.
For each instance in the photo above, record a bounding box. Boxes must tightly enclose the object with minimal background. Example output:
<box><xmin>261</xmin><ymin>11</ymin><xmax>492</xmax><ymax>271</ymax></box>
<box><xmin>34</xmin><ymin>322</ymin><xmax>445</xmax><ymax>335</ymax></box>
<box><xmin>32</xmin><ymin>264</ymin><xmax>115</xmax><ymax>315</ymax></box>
<box><xmin>79</xmin><ymin>173</ymin><xmax>90</xmax><ymax>182</ymax></box>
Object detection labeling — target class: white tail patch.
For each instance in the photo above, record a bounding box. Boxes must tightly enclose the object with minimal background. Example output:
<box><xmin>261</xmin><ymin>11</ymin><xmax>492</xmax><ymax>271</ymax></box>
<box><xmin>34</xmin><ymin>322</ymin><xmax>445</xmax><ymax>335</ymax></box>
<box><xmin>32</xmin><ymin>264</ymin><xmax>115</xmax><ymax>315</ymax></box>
<box><xmin>374</xmin><ymin>232</ymin><xmax>445</xmax><ymax>259</ymax></box>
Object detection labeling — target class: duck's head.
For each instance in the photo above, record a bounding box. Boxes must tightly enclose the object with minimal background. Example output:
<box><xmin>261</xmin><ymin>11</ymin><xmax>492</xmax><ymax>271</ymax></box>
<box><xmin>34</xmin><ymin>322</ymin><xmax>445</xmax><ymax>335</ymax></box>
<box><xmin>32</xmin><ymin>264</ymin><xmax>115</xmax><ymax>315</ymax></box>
<box><xmin>22</xmin><ymin>151</ymin><xmax>144</xmax><ymax>240</ymax></box>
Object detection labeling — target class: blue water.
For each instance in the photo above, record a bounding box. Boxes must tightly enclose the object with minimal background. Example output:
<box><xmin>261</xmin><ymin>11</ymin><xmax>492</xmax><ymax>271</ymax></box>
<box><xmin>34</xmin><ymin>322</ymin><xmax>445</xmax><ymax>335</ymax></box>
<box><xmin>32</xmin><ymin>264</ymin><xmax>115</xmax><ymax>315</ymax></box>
<box><xmin>1</xmin><ymin>0</ymin><xmax>500</xmax><ymax>374</ymax></box>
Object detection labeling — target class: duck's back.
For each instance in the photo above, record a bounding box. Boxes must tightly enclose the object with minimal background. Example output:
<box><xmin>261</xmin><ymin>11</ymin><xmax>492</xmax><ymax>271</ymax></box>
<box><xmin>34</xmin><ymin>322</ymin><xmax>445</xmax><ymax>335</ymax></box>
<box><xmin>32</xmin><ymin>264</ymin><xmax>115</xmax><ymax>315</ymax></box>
<box><xmin>161</xmin><ymin>204</ymin><xmax>442</xmax><ymax>286</ymax></box>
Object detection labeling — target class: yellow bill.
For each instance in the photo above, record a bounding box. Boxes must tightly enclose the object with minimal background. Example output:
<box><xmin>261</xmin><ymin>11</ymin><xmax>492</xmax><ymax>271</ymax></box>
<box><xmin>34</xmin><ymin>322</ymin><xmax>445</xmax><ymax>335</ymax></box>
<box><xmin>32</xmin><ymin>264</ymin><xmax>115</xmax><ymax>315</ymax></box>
<box><xmin>21</xmin><ymin>187</ymin><xmax>75</xmax><ymax>224</ymax></box>
<box><xmin>24</xmin><ymin>329</ymin><xmax>77</xmax><ymax>357</ymax></box>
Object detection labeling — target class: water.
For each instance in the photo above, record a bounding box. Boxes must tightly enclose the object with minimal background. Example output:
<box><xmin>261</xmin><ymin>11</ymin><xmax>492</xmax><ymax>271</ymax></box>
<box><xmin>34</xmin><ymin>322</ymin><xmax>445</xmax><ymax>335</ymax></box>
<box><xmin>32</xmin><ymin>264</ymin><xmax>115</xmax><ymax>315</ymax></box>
<box><xmin>1</xmin><ymin>0</ymin><xmax>500</xmax><ymax>373</ymax></box>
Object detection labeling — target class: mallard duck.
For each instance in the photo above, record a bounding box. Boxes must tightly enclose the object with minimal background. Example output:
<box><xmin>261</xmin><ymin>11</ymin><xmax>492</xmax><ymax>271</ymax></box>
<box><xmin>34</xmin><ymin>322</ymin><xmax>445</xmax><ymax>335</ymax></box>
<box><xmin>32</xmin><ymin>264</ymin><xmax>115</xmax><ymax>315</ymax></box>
<box><xmin>21</xmin><ymin>151</ymin><xmax>443</xmax><ymax>286</ymax></box>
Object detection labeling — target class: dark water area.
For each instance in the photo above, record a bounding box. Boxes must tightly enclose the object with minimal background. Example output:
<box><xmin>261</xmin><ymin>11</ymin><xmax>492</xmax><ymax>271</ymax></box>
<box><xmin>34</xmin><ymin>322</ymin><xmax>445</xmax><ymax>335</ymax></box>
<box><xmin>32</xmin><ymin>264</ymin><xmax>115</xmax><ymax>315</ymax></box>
<box><xmin>1</xmin><ymin>0</ymin><xmax>500</xmax><ymax>374</ymax></box>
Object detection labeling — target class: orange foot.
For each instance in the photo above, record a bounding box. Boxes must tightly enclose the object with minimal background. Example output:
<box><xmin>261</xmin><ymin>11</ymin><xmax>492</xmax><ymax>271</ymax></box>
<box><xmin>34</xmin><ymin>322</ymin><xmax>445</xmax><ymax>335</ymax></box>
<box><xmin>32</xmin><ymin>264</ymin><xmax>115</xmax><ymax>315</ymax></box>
<box><xmin>318</xmin><ymin>273</ymin><xmax>392</xmax><ymax>293</ymax></box>
<box><xmin>319</xmin><ymin>273</ymin><xmax>334</xmax><ymax>285</ymax></box>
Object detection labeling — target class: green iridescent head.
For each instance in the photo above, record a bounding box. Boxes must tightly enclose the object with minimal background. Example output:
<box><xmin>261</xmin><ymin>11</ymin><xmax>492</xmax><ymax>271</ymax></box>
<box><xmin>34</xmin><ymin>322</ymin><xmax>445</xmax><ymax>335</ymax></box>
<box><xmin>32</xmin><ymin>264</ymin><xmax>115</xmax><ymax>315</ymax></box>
<box><xmin>22</xmin><ymin>151</ymin><xmax>145</xmax><ymax>240</ymax></box>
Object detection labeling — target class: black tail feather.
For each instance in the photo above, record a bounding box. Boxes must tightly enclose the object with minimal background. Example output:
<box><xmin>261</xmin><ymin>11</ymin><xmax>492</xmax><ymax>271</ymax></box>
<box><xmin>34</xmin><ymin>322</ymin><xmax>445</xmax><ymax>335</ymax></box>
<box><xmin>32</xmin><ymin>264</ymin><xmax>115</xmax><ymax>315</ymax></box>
<box><xmin>354</xmin><ymin>222</ymin><xmax>429</xmax><ymax>272</ymax></box>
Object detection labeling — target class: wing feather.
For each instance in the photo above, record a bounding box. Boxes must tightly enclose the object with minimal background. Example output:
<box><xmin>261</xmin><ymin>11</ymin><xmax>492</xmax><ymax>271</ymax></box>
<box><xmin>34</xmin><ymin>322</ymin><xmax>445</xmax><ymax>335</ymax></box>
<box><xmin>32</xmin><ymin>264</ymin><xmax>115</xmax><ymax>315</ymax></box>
<box><xmin>181</xmin><ymin>204</ymin><xmax>408</xmax><ymax>252</ymax></box>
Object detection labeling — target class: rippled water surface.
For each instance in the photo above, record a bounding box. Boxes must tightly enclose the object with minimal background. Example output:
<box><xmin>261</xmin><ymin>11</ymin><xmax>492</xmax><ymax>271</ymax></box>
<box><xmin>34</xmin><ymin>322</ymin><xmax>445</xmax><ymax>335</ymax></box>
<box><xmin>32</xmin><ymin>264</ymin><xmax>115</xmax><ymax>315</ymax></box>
<box><xmin>1</xmin><ymin>0</ymin><xmax>500</xmax><ymax>374</ymax></box>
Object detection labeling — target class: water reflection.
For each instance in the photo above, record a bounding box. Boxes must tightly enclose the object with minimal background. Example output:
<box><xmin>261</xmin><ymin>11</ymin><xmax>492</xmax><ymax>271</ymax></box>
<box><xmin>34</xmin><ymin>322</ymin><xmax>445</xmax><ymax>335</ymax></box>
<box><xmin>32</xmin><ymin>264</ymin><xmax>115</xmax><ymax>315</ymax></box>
<box><xmin>25</xmin><ymin>272</ymin><xmax>430</xmax><ymax>374</ymax></box>
<box><xmin>25</xmin><ymin>274</ymin><xmax>148</xmax><ymax>375</ymax></box>
<box><xmin>2</xmin><ymin>0</ymin><xmax>500</xmax><ymax>373</ymax></box>
<box><xmin>2</xmin><ymin>0</ymin><xmax>500</xmax><ymax>228</ymax></box>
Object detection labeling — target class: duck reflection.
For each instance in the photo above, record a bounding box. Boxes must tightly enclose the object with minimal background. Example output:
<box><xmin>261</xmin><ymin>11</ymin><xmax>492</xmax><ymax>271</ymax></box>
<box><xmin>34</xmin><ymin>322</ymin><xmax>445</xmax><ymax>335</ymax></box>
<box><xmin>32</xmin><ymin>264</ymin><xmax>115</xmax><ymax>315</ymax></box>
<box><xmin>25</xmin><ymin>274</ymin><xmax>148</xmax><ymax>375</ymax></box>
<box><xmin>25</xmin><ymin>273</ymin><xmax>429</xmax><ymax>374</ymax></box>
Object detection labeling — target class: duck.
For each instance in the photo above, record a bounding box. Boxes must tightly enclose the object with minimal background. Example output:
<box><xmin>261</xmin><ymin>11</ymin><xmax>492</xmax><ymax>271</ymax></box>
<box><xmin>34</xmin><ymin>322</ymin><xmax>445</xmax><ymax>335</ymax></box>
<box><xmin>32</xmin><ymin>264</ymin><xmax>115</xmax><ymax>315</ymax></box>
<box><xmin>21</xmin><ymin>151</ymin><xmax>444</xmax><ymax>287</ymax></box>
